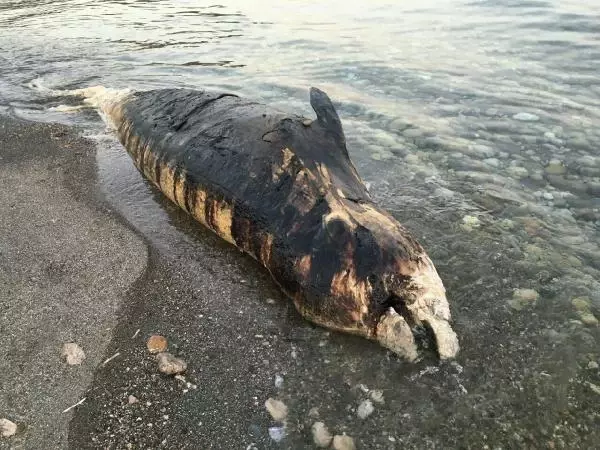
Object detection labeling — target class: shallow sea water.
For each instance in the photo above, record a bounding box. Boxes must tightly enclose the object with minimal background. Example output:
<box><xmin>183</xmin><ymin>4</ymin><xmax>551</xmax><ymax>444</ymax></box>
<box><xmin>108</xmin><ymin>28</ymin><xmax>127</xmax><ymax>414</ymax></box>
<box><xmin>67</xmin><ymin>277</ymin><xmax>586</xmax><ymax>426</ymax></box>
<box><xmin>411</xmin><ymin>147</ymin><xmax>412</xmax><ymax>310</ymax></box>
<box><xmin>1</xmin><ymin>0</ymin><xmax>599</xmax><ymax>448</ymax></box>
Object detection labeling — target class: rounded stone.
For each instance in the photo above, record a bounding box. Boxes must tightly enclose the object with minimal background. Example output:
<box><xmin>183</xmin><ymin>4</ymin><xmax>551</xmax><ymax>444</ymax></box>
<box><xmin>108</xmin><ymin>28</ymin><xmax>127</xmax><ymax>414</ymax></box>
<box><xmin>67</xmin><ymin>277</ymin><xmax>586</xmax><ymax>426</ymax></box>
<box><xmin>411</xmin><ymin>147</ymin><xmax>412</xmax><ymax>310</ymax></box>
<box><xmin>571</xmin><ymin>297</ymin><xmax>591</xmax><ymax>312</ymax></box>
<box><xmin>357</xmin><ymin>399</ymin><xmax>374</xmax><ymax>419</ymax></box>
<box><xmin>156</xmin><ymin>352</ymin><xmax>187</xmax><ymax>375</ymax></box>
<box><xmin>61</xmin><ymin>342</ymin><xmax>86</xmax><ymax>366</ymax></box>
<box><xmin>312</xmin><ymin>422</ymin><xmax>333</xmax><ymax>448</ymax></box>
<box><xmin>333</xmin><ymin>435</ymin><xmax>356</xmax><ymax>450</ymax></box>
<box><xmin>147</xmin><ymin>335</ymin><xmax>168</xmax><ymax>354</ymax></box>
<box><xmin>265</xmin><ymin>398</ymin><xmax>288</xmax><ymax>422</ymax></box>
<box><xmin>0</xmin><ymin>419</ymin><xmax>17</xmax><ymax>437</ymax></box>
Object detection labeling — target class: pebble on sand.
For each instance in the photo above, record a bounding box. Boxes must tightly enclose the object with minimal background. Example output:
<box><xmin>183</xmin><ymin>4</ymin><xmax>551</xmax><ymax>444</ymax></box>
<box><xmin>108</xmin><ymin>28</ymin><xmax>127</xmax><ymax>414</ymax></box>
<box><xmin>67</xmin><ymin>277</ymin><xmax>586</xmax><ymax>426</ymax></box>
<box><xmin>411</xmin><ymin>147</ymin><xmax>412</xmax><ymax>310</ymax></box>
<box><xmin>62</xmin><ymin>342</ymin><xmax>86</xmax><ymax>365</ymax></box>
<box><xmin>128</xmin><ymin>395</ymin><xmax>139</xmax><ymax>404</ymax></box>
<box><xmin>333</xmin><ymin>434</ymin><xmax>356</xmax><ymax>450</ymax></box>
<box><xmin>312</xmin><ymin>422</ymin><xmax>333</xmax><ymax>448</ymax></box>
<box><xmin>0</xmin><ymin>418</ymin><xmax>17</xmax><ymax>437</ymax></box>
<box><xmin>357</xmin><ymin>399</ymin><xmax>374</xmax><ymax>419</ymax></box>
<box><xmin>370</xmin><ymin>390</ymin><xmax>385</xmax><ymax>404</ymax></box>
<box><xmin>265</xmin><ymin>398</ymin><xmax>288</xmax><ymax>422</ymax></box>
<box><xmin>508</xmin><ymin>288</ymin><xmax>539</xmax><ymax>311</ymax></box>
<box><xmin>268</xmin><ymin>426</ymin><xmax>286</xmax><ymax>442</ymax></box>
<box><xmin>156</xmin><ymin>352</ymin><xmax>187</xmax><ymax>375</ymax></box>
<box><xmin>146</xmin><ymin>335</ymin><xmax>168</xmax><ymax>354</ymax></box>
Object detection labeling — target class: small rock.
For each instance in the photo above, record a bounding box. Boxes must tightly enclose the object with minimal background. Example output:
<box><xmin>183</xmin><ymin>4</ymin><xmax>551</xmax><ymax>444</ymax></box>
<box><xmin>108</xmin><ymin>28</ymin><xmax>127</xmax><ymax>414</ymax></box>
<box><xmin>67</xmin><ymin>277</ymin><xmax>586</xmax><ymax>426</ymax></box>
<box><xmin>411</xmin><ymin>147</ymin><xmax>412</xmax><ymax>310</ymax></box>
<box><xmin>0</xmin><ymin>419</ymin><xmax>17</xmax><ymax>437</ymax></box>
<box><xmin>579</xmin><ymin>312</ymin><xmax>599</xmax><ymax>327</ymax></box>
<box><xmin>156</xmin><ymin>352</ymin><xmax>187</xmax><ymax>375</ymax></box>
<box><xmin>274</xmin><ymin>374</ymin><xmax>284</xmax><ymax>389</ymax></box>
<box><xmin>587</xmin><ymin>361</ymin><xmax>599</xmax><ymax>370</ymax></box>
<box><xmin>312</xmin><ymin>422</ymin><xmax>333</xmax><ymax>448</ymax></box>
<box><xmin>333</xmin><ymin>434</ymin><xmax>356</xmax><ymax>450</ymax></box>
<box><xmin>513</xmin><ymin>112</ymin><xmax>539</xmax><ymax>122</ymax></box>
<box><xmin>128</xmin><ymin>395</ymin><xmax>139</xmax><ymax>404</ymax></box>
<box><xmin>268</xmin><ymin>426</ymin><xmax>286</xmax><ymax>442</ymax></box>
<box><xmin>357</xmin><ymin>399</ymin><xmax>374</xmax><ymax>419</ymax></box>
<box><xmin>545</xmin><ymin>160</ymin><xmax>566</xmax><ymax>175</ymax></box>
<box><xmin>508</xmin><ymin>288</ymin><xmax>539</xmax><ymax>311</ymax></box>
<box><xmin>265</xmin><ymin>398</ymin><xmax>288</xmax><ymax>421</ymax></box>
<box><xmin>308</xmin><ymin>407</ymin><xmax>320</xmax><ymax>418</ymax></box>
<box><xmin>542</xmin><ymin>192</ymin><xmax>554</xmax><ymax>201</ymax></box>
<box><xmin>62</xmin><ymin>343</ymin><xmax>85</xmax><ymax>365</ymax></box>
<box><xmin>461</xmin><ymin>215</ymin><xmax>481</xmax><ymax>231</ymax></box>
<box><xmin>572</xmin><ymin>297</ymin><xmax>591</xmax><ymax>312</ymax></box>
<box><xmin>370</xmin><ymin>390</ymin><xmax>385</xmax><ymax>404</ymax></box>
<box><xmin>587</xmin><ymin>382</ymin><xmax>600</xmax><ymax>396</ymax></box>
<box><xmin>147</xmin><ymin>335</ymin><xmax>168</xmax><ymax>354</ymax></box>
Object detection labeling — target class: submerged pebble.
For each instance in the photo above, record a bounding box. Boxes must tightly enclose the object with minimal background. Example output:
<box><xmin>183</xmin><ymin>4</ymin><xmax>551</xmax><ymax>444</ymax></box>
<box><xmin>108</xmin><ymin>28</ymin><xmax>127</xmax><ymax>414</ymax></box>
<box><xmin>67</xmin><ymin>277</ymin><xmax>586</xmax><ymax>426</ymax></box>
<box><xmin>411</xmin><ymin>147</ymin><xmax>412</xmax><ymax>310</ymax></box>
<box><xmin>545</xmin><ymin>159</ymin><xmax>567</xmax><ymax>175</ymax></box>
<box><xmin>461</xmin><ymin>215</ymin><xmax>481</xmax><ymax>231</ymax></box>
<box><xmin>513</xmin><ymin>112</ymin><xmax>539</xmax><ymax>122</ymax></box>
<box><xmin>508</xmin><ymin>289</ymin><xmax>539</xmax><ymax>311</ymax></box>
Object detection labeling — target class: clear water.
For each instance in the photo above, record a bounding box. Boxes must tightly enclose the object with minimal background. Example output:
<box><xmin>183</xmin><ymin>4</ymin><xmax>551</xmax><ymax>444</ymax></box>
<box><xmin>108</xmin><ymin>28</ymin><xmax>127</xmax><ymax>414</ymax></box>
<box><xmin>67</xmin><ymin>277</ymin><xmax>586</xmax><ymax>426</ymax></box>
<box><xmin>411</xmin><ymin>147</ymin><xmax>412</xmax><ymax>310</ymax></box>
<box><xmin>1</xmin><ymin>0</ymin><xmax>599</xmax><ymax>447</ymax></box>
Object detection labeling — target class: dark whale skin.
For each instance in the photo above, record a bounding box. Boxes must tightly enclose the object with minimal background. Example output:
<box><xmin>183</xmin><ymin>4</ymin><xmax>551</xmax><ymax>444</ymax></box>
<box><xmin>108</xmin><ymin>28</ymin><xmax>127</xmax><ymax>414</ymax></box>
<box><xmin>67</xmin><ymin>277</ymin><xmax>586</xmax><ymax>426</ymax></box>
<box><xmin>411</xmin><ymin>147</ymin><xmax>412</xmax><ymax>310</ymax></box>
<box><xmin>102</xmin><ymin>87</ymin><xmax>459</xmax><ymax>360</ymax></box>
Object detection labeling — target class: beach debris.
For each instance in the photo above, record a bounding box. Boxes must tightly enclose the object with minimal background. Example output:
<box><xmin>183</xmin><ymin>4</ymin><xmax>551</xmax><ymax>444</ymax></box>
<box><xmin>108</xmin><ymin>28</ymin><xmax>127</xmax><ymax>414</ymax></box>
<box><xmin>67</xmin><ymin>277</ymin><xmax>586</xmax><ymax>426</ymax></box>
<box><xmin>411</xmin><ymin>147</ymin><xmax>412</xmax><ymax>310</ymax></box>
<box><xmin>147</xmin><ymin>335</ymin><xmax>168</xmax><ymax>354</ymax></box>
<box><xmin>62</xmin><ymin>397</ymin><xmax>86</xmax><ymax>413</ymax></box>
<box><xmin>102</xmin><ymin>352</ymin><xmax>121</xmax><ymax>366</ymax></box>
<box><xmin>0</xmin><ymin>419</ymin><xmax>17</xmax><ymax>437</ymax></box>
<box><xmin>312</xmin><ymin>422</ymin><xmax>333</xmax><ymax>447</ymax></box>
<box><xmin>62</xmin><ymin>342</ymin><xmax>85</xmax><ymax>365</ymax></box>
<box><xmin>333</xmin><ymin>434</ymin><xmax>356</xmax><ymax>450</ymax></box>
<box><xmin>128</xmin><ymin>395</ymin><xmax>139</xmax><ymax>404</ymax></box>
<box><xmin>156</xmin><ymin>352</ymin><xmax>187</xmax><ymax>375</ymax></box>
<box><xmin>265</xmin><ymin>398</ymin><xmax>288</xmax><ymax>422</ymax></box>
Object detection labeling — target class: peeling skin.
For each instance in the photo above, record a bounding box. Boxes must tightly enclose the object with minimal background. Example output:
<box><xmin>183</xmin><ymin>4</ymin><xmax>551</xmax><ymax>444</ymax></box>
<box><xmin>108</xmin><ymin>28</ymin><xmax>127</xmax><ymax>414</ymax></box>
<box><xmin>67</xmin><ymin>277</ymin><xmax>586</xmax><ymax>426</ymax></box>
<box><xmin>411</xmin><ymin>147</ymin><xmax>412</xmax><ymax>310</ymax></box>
<box><xmin>98</xmin><ymin>87</ymin><xmax>459</xmax><ymax>361</ymax></box>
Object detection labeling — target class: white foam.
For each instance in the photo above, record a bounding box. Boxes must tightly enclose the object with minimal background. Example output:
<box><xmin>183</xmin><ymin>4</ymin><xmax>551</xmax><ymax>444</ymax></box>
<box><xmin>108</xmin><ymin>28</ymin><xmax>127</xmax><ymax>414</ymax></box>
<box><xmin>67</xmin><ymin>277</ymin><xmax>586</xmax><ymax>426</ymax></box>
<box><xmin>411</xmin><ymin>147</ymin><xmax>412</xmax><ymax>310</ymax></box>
<box><xmin>28</xmin><ymin>78</ymin><xmax>132</xmax><ymax>128</ymax></box>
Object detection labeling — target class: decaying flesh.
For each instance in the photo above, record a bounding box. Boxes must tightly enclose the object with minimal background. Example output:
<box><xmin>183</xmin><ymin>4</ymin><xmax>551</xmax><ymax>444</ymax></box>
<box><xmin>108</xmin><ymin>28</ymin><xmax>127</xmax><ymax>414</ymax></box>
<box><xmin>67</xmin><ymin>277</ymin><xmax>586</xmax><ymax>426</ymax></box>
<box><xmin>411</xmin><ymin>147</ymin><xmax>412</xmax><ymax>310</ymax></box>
<box><xmin>96</xmin><ymin>87</ymin><xmax>459</xmax><ymax>361</ymax></box>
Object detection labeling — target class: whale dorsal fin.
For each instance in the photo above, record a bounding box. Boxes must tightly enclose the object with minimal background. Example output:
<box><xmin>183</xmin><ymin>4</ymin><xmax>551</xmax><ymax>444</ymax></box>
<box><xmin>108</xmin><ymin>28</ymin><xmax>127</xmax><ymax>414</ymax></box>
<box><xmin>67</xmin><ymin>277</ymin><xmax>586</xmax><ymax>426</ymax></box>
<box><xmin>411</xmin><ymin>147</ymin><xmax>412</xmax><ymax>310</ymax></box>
<box><xmin>309</xmin><ymin>87</ymin><xmax>345</xmax><ymax>145</ymax></box>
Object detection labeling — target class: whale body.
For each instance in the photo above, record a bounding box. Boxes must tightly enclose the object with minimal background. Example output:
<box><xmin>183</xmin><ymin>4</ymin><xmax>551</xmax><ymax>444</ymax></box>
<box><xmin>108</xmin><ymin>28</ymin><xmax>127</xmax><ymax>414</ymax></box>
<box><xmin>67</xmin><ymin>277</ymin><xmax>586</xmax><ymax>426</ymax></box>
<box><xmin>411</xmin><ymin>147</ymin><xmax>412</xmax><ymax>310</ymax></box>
<box><xmin>94</xmin><ymin>87</ymin><xmax>459</xmax><ymax>361</ymax></box>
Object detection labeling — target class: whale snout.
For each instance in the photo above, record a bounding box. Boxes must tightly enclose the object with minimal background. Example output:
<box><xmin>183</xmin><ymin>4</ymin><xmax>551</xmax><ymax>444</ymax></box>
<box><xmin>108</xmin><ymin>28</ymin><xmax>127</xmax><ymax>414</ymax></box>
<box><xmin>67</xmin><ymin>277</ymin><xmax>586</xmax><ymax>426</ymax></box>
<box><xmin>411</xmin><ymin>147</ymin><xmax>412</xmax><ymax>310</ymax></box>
<box><xmin>375</xmin><ymin>255</ymin><xmax>459</xmax><ymax>361</ymax></box>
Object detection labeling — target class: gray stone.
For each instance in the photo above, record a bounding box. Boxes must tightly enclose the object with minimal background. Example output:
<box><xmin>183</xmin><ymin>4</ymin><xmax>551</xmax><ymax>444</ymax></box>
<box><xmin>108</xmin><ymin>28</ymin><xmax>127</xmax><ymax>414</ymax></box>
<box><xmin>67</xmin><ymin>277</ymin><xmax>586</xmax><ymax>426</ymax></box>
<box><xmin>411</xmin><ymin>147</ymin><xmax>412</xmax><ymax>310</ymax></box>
<box><xmin>156</xmin><ymin>352</ymin><xmax>187</xmax><ymax>375</ymax></box>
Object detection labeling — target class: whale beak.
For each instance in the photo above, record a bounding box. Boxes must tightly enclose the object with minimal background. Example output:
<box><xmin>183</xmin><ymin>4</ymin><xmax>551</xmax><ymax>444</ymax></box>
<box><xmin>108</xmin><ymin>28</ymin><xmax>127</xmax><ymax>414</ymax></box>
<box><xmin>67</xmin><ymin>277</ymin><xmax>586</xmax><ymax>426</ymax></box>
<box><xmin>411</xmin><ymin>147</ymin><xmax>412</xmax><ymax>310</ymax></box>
<box><xmin>375</xmin><ymin>258</ymin><xmax>459</xmax><ymax>361</ymax></box>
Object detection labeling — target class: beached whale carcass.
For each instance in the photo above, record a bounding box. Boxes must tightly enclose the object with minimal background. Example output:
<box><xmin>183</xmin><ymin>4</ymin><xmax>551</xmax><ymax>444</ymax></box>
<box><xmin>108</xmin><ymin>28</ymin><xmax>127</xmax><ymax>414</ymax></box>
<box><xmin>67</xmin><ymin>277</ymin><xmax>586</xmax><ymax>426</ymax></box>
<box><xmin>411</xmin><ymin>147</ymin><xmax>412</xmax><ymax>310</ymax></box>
<box><xmin>89</xmin><ymin>86</ymin><xmax>459</xmax><ymax>361</ymax></box>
